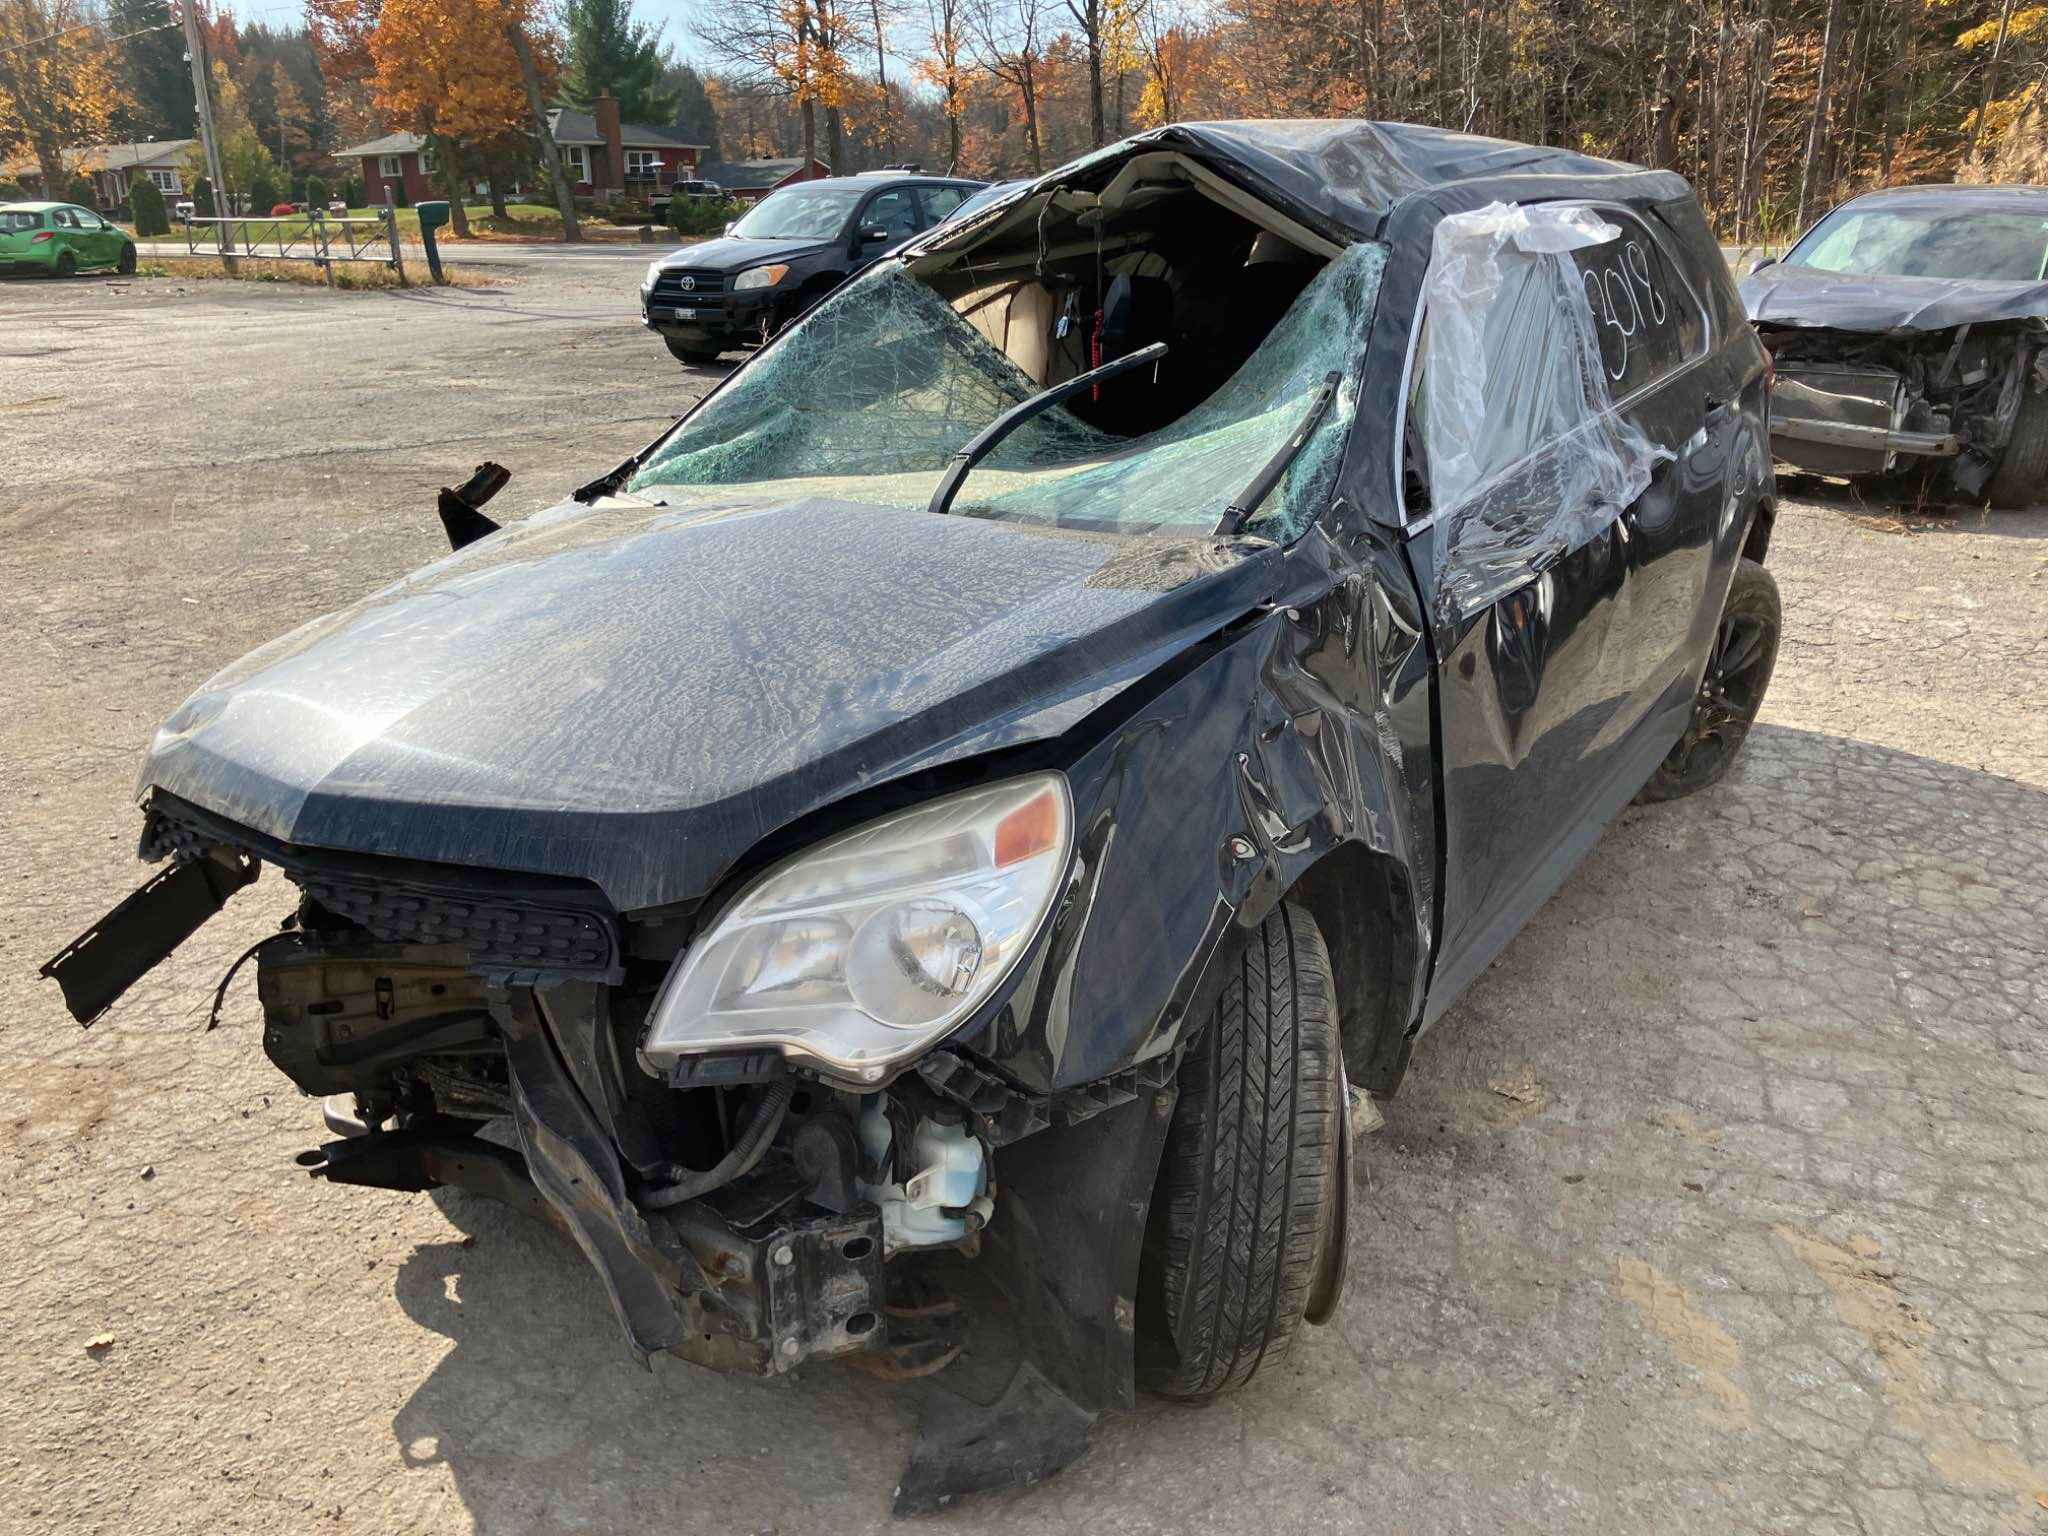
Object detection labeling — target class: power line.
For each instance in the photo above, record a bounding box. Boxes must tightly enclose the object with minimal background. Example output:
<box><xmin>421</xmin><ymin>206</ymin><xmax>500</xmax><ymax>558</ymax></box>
<box><xmin>0</xmin><ymin>16</ymin><xmax>178</xmax><ymax>58</ymax></box>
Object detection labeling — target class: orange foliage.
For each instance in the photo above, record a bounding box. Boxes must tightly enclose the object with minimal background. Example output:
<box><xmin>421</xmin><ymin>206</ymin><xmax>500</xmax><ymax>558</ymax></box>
<box><xmin>368</xmin><ymin>0</ymin><xmax>547</xmax><ymax>152</ymax></box>
<box><xmin>0</xmin><ymin>0</ymin><xmax>119</xmax><ymax>192</ymax></box>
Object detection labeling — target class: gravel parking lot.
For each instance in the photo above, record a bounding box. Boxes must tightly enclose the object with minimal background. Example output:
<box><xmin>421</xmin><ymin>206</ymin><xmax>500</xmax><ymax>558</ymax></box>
<box><xmin>3</xmin><ymin>263</ymin><xmax>2045</xmax><ymax>1536</ymax></box>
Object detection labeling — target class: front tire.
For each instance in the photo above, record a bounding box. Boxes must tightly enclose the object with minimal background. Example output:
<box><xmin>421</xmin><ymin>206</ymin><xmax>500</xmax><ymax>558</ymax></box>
<box><xmin>1637</xmin><ymin>556</ymin><xmax>1781</xmax><ymax>803</ymax></box>
<box><xmin>1137</xmin><ymin>902</ymin><xmax>1344</xmax><ymax>1401</ymax></box>
<box><xmin>664</xmin><ymin>336</ymin><xmax>724</xmax><ymax>366</ymax></box>
<box><xmin>1984</xmin><ymin>384</ymin><xmax>2048</xmax><ymax>509</ymax></box>
<box><xmin>117</xmin><ymin>242</ymin><xmax>136</xmax><ymax>275</ymax></box>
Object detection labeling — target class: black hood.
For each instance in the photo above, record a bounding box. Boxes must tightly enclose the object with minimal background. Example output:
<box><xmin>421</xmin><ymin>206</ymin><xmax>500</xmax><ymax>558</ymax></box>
<box><xmin>139</xmin><ymin>496</ymin><xmax>1277</xmax><ymax>912</ymax></box>
<box><xmin>1741</xmin><ymin>263</ymin><xmax>2048</xmax><ymax>333</ymax></box>
<box><xmin>654</xmin><ymin>235</ymin><xmax>832</xmax><ymax>273</ymax></box>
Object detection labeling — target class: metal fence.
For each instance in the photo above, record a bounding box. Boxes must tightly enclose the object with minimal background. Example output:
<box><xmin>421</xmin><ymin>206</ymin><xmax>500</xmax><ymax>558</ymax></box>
<box><xmin>181</xmin><ymin>207</ymin><xmax>406</xmax><ymax>284</ymax></box>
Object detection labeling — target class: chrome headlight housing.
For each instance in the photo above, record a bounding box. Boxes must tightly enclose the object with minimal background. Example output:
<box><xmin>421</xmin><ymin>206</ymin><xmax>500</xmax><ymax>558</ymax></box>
<box><xmin>642</xmin><ymin>259</ymin><xmax>662</xmax><ymax>291</ymax></box>
<box><xmin>643</xmin><ymin>774</ymin><xmax>1071</xmax><ymax>1083</ymax></box>
<box><xmin>732</xmin><ymin>262</ymin><xmax>789</xmax><ymax>291</ymax></box>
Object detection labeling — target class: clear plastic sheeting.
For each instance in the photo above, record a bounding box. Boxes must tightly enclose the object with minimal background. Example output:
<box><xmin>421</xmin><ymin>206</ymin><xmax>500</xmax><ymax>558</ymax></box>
<box><xmin>1420</xmin><ymin>201</ymin><xmax>1667</xmax><ymax>616</ymax></box>
<box><xmin>629</xmin><ymin>245</ymin><xmax>1385</xmax><ymax>541</ymax></box>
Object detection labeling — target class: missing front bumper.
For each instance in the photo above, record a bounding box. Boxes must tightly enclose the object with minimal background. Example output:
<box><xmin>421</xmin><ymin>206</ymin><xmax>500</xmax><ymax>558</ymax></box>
<box><xmin>304</xmin><ymin>1115</ymin><xmax>887</xmax><ymax>1376</ymax></box>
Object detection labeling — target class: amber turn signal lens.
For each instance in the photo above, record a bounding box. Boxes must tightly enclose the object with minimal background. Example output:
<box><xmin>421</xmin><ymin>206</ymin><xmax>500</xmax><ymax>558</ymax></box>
<box><xmin>994</xmin><ymin>787</ymin><xmax>1060</xmax><ymax>868</ymax></box>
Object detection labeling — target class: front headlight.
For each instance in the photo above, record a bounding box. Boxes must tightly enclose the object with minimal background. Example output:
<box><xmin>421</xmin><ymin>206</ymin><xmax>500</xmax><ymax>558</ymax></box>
<box><xmin>642</xmin><ymin>260</ymin><xmax>662</xmax><ymax>290</ymax></box>
<box><xmin>643</xmin><ymin>774</ymin><xmax>1071</xmax><ymax>1083</ymax></box>
<box><xmin>733</xmin><ymin>262</ymin><xmax>789</xmax><ymax>291</ymax></box>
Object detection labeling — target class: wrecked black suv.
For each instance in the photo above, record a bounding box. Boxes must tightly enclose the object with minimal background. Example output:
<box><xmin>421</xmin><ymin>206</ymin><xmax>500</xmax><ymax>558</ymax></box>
<box><xmin>46</xmin><ymin>122</ymin><xmax>1779</xmax><ymax>1496</ymax></box>
<box><xmin>1742</xmin><ymin>183</ymin><xmax>2048</xmax><ymax>506</ymax></box>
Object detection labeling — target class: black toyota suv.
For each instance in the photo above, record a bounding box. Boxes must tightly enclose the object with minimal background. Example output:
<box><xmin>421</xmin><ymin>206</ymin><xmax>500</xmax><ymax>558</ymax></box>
<box><xmin>641</xmin><ymin>172</ymin><xmax>985</xmax><ymax>365</ymax></box>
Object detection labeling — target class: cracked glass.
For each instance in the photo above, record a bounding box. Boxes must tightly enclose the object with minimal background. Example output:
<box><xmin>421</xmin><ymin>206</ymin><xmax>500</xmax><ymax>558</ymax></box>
<box><xmin>628</xmin><ymin>244</ymin><xmax>1386</xmax><ymax>541</ymax></box>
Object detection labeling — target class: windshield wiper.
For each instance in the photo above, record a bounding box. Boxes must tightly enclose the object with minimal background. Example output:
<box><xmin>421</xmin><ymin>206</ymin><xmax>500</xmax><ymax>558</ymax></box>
<box><xmin>928</xmin><ymin>341</ymin><xmax>1169</xmax><ymax>517</ymax></box>
<box><xmin>1214</xmin><ymin>372</ymin><xmax>1342</xmax><ymax>538</ymax></box>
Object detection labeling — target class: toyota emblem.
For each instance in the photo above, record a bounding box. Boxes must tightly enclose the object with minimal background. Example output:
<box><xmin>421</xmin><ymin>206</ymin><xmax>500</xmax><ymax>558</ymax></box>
<box><xmin>677</xmin><ymin>274</ymin><xmax>696</xmax><ymax>292</ymax></box>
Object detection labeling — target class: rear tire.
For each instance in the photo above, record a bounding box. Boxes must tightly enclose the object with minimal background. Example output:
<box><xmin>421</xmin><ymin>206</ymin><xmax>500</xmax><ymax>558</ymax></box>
<box><xmin>117</xmin><ymin>242</ymin><xmax>136</xmax><ymax>275</ymax></box>
<box><xmin>1985</xmin><ymin>385</ymin><xmax>2048</xmax><ymax>510</ymax></box>
<box><xmin>664</xmin><ymin>337</ymin><xmax>723</xmax><ymax>366</ymax></box>
<box><xmin>1137</xmin><ymin>902</ymin><xmax>1344</xmax><ymax>1401</ymax></box>
<box><xmin>1637</xmin><ymin>557</ymin><xmax>1781</xmax><ymax>803</ymax></box>
<box><xmin>54</xmin><ymin>250</ymin><xmax>76</xmax><ymax>277</ymax></box>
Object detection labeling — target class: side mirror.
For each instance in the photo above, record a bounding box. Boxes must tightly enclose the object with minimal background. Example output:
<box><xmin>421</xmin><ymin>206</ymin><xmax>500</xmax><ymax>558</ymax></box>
<box><xmin>860</xmin><ymin>226</ymin><xmax>890</xmax><ymax>244</ymax></box>
<box><xmin>723</xmin><ymin>221</ymin><xmax>735</xmax><ymax>236</ymax></box>
<box><xmin>1747</xmin><ymin>256</ymin><xmax>1777</xmax><ymax>277</ymax></box>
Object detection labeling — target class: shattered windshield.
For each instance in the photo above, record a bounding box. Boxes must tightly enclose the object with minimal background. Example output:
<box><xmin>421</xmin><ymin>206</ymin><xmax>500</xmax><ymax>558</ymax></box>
<box><xmin>1787</xmin><ymin>206</ymin><xmax>2048</xmax><ymax>283</ymax></box>
<box><xmin>728</xmin><ymin>186</ymin><xmax>864</xmax><ymax>241</ymax></box>
<box><xmin>628</xmin><ymin>244</ymin><xmax>1384</xmax><ymax>539</ymax></box>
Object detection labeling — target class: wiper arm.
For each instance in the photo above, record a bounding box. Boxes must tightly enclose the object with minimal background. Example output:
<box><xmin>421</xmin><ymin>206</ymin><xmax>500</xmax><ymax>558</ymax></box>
<box><xmin>928</xmin><ymin>341</ymin><xmax>1169</xmax><ymax>517</ymax></box>
<box><xmin>1214</xmin><ymin>372</ymin><xmax>1342</xmax><ymax>538</ymax></box>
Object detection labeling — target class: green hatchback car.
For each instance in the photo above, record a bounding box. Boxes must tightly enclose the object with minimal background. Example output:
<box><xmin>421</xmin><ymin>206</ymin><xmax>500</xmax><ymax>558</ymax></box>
<box><xmin>0</xmin><ymin>202</ymin><xmax>137</xmax><ymax>277</ymax></box>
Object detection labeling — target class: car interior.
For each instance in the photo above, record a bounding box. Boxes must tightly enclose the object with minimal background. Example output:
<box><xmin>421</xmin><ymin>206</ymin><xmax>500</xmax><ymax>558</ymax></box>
<box><xmin>907</xmin><ymin>150</ymin><xmax>1343</xmax><ymax>436</ymax></box>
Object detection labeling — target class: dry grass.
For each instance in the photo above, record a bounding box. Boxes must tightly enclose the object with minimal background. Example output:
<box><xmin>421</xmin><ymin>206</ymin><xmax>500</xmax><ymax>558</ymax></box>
<box><xmin>133</xmin><ymin>255</ymin><xmax>496</xmax><ymax>290</ymax></box>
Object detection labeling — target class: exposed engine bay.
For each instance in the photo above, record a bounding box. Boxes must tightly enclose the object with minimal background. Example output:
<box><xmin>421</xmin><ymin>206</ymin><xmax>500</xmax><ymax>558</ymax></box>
<box><xmin>1758</xmin><ymin>319</ymin><xmax>2048</xmax><ymax>500</ymax></box>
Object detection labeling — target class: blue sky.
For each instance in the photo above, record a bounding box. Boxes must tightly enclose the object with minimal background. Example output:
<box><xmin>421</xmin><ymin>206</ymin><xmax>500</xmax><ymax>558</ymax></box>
<box><xmin>640</xmin><ymin>0</ymin><xmax>709</xmax><ymax>66</ymax></box>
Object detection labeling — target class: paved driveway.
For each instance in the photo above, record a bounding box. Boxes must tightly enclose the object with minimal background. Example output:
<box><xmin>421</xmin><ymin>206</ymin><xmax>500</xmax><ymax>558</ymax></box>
<box><xmin>3</xmin><ymin>268</ymin><xmax>2044</xmax><ymax>1535</ymax></box>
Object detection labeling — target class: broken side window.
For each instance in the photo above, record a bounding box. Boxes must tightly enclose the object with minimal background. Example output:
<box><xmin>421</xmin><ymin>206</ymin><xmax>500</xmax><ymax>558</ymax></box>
<box><xmin>1414</xmin><ymin>202</ymin><xmax>1670</xmax><ymax>618</ymax></box>
<box><xmin>627</xmin><ymin>243</ymin><xmax>1386</xmax><ymax>542</ymax></box>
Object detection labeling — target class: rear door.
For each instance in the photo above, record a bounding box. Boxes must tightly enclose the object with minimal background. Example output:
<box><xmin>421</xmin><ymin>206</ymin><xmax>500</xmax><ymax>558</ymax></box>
<box><xmin>1405</xmin><ymin>199</ymin><xmax>1724</xmax><ymax>1018</ymax></box>
<box><xmin>916</xmin><ymin>184</ymin><xmax>972</xmax><ymax>229</ymax></box>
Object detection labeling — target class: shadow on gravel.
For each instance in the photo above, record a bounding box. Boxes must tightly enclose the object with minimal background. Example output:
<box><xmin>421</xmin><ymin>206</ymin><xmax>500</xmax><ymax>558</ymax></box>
<box><xmin>373</xmin><ymin>722</ymin><xmax>2048</xmax><ymax>1532</ymax></box>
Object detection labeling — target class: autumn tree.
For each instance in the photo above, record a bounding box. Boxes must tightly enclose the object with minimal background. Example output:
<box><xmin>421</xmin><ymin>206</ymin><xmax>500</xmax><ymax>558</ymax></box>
<box><xmin>0</xmin><ymin>0</ymin><xmax>120</xmax><ymax>194</ymax></box>
<box><xmin>370</xmin><ymin>0</ymin><xmax>551</xmax><ymax>236</ymax></box>
<box><xmin>272</xmin><ymin>60</ymin><xmax>312</xmax><ymax>169</ymax></box>
<box><xmin>968</xmin><ymin>0</ymin><xmax>1050</xmax><ymax>170</ymax></box>
<box><xmin>180</xmin><ymin>59</ymin><xmax>278</xmax><ymax>212</ymax></box>
<box><xmin>696</xmin><ymin>0</ymin><xmax>862</xmax><ymax>174</ymax></box>
<box><xmin>915</xmin><ymin>0</ymin><xmax>975</xmax><ymax>168</ymax></box>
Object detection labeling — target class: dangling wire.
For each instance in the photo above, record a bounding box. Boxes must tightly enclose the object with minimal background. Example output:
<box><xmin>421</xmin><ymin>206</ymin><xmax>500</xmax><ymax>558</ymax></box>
<box><xmin>203</xmin><ymin>913</ymin><xmax>299</xmax><ymax>1032</ymax></box>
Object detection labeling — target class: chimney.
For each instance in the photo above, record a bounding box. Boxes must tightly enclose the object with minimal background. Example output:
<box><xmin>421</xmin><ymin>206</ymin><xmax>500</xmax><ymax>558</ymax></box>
<box><xmin>594</xmin><ymin>91</ymin><xmax>624</xmax><ymax>194</ymax></box>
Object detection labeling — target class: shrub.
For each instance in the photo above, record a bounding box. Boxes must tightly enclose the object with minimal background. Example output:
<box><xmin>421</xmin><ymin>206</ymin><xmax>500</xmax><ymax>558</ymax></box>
<box><xmin>248</xmin><ymin>169</ymin><xmax>280</xmax><ymax>215</ymax></box>
<box><xmin>304</xmin><ymin>176</ymin><xmax>328</xmax><ymax>208</ymax></box>
<box><xmin>669</xmin><ymin>193</ymin><xmax>745</xmax><ymax>237</ymax></box>
<box><xmin>391</xmin><ymin>179</ymin><xmax>410</xmax><ymax>209</ymax></box>
<box><xmin>193</xmin><ymin>176</ymin><xmax>216</xmax><ymax>217</ymax></box>
<box><xmin>341</xmin><ymin>176</ymin><xmax>365</xmax><ymax>208</ymax></box>
<box><xmin>129</xmin><ymin>178</ymin><xmax>170</xmax><ymax>236</ymax></box>
<box><xmin>65</xmin><ymin>172</ymin><xmax>98</xmax><ymax>209</ymax></box>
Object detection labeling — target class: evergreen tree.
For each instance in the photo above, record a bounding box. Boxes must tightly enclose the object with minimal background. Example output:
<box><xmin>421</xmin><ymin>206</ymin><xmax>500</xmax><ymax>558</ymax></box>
<box><xmin>664</xmin><ymin>63</ymin><xmax>721</xmax><ymax>160</ymax></box>
<box><xmin>106</xmin><ymin>0</ymin><xmax>195</xmax><ymax>141</ymax></box>
<box><xmin>563</xmin><ymin>0</ymin><xmax>676</xmax><ymax>126</ymax></box>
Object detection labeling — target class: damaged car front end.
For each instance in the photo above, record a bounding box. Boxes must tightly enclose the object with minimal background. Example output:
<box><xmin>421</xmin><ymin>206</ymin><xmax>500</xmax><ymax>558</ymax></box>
<box><xmin>46</xmin><ymin>119</ymin><xmax>1776</xmax><ymax>1503</ymax></box>
<box><xmin>1742</xmin><ymin>184</ymin><xmax>2048</xmax><ymax>506</ymax></box>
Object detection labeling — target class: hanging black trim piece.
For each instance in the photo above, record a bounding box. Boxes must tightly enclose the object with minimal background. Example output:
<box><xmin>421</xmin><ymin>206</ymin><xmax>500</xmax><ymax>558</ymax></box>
<box><xmin>40</xmin><ymin>852</ymin><xmax>260</xmax><ymax>1025</ymax></box>
<box><xmin>436</xmin><ymin>461</ymin><xmax>510</xmax><ymax>550</ymax></box>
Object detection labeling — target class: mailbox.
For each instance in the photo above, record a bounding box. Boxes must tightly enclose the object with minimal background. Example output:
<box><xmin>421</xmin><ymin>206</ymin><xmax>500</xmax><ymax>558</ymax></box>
<box><xmin>414</xmin><ymin>199</ymin><xmax>451</xmax><ymax>284</ymax></box>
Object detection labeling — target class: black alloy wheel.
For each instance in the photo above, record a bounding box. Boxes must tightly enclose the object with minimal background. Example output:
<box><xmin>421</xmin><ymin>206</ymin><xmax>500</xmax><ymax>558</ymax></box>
<box><xmin>1636</xmin><ymin>556</ymin><xmax>1782</xmax><ymax>803</ymax></box>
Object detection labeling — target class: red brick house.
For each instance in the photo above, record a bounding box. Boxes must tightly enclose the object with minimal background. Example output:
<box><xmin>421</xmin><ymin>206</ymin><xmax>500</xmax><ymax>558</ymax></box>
<box><xmin>332</xmin><ymin>130</ymin><xmax>438</xmax><ymax>205</ymax></box>
<box><xmin>337</xmin><ymin>93</ymin><xmax>708</xmax><ymax>207</ymax></box>
<box><xmin>547</xmin><ymin>96</ymin><xmax>707</xmax><ymax>198</ymax></box>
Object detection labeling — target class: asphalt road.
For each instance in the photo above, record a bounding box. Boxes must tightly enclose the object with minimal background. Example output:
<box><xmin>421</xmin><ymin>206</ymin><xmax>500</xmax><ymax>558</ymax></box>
<box><xmin>2</xmin><ymin>265</ymin><xmax>2045</xmax><ymax>1536</ymax></box>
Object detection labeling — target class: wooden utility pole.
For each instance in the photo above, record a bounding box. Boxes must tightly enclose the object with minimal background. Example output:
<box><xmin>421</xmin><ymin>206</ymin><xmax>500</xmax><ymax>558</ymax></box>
<box><xmin>179</xmin><ymin>0</ymin><xmax>234</xmax><ymax>270</ymax></box>
<box><xmin>507</xmin><ymin>25</ymin><xmax>581</xmax><ymax>243</ymax></box>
